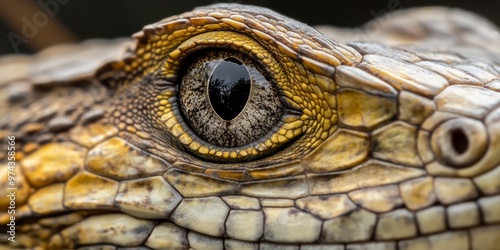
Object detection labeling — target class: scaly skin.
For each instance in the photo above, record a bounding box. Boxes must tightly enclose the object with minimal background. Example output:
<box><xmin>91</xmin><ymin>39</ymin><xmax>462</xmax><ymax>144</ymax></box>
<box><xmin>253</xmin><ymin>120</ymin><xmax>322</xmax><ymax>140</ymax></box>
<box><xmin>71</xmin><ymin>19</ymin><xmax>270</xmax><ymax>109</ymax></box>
<box><xmin>1</xmin><ymin>4</ymin><xmax>500</xmax><ymax>249</ymax></box>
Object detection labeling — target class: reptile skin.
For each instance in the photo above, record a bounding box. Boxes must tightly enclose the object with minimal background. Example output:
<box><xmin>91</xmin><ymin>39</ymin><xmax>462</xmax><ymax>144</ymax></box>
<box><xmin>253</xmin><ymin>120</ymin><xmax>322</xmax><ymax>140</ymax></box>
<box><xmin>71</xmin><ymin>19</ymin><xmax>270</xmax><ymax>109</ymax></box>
<box><xmin>1</xmin><ymin>3</ymin><xmax>500</xmax><ymax>249</ymax></box>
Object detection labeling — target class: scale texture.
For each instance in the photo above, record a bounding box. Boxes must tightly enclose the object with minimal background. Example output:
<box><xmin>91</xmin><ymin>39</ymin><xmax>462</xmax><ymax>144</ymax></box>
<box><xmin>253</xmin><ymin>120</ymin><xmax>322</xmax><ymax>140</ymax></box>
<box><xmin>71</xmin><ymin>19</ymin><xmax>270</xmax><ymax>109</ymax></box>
<box><xmin>0</xmin><ymin>4</ymin><xmax>499</xmax><ymax>250</ymax></box>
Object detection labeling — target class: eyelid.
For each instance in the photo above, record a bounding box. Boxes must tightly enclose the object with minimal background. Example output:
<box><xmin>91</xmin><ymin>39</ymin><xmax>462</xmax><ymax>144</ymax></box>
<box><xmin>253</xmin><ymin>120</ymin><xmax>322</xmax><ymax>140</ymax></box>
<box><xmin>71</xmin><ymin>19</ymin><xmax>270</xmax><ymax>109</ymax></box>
<box><xmin>162</xmin><ymin>31</ymin><xmax>278</xmax><ymax>81</ymax></box>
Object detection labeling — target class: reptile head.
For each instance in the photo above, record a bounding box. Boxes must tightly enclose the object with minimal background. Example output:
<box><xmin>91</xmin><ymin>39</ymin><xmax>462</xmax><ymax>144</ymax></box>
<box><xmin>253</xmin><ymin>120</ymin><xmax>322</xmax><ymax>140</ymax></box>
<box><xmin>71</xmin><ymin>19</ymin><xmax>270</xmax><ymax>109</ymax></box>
<box><xmin>1</xmin><ymin>3</ymin><xmax>499</xmax><ymax>249</ymax></box>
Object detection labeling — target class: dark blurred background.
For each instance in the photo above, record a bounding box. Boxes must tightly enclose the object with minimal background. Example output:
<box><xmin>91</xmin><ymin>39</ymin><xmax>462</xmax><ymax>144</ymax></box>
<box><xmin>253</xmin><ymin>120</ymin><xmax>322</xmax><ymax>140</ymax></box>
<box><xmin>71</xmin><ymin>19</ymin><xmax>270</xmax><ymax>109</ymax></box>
<box><xmin>1</xmin><ymin>0</ymin><xmax>499</xmax><ymax>55</ymax></box>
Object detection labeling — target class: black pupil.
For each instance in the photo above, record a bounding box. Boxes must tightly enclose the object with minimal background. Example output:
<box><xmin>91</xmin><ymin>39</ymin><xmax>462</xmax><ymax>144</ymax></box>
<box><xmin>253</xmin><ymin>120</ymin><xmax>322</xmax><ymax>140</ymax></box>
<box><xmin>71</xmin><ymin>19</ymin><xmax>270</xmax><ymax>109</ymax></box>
<box><xmin>208</xmin><ymin>58</ymin><xmax>251</xmax><ymax>121</ymax></box>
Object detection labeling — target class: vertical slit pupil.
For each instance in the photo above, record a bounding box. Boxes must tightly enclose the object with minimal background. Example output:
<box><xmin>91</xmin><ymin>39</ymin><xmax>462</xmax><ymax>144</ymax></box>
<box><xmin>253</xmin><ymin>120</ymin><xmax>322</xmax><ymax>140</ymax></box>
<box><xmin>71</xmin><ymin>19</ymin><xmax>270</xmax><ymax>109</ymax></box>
<box><xmin>451</xmin><ymin>128</ymin><xmax>468</xmax><ymax>154</ymax></box>
<box><xmin>208</xmin><ymin>58</ymin><xmax>251</xmax><ymax>121</ymax></box>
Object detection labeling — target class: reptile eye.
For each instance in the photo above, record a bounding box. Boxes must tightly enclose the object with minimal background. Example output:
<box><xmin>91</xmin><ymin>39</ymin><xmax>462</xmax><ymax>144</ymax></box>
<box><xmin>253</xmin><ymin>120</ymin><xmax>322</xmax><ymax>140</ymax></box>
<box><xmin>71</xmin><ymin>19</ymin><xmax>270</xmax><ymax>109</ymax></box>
<box><xmin>156</xmin><ymin>32</ymin><xmax>307</xmax><ymax>162</ymax></box>
<box><xmin>179</xmin><ymin>50</ymin><xmax>283</xmax><ymax>148</ymax></box>
<box><xmin>431</xmin><ymin>117</ymin><xmax>487</xmax><ymax>168</ymax></box>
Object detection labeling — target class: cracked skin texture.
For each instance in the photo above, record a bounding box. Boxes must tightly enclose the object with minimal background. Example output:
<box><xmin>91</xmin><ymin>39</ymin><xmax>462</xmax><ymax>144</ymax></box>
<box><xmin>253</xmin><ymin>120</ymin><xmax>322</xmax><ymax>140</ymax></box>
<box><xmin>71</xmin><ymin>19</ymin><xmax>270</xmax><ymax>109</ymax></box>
<box><xmin>1</xmin><ymin>3</ymin><xmax>500</xmax><ymax>249</ymax></box>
